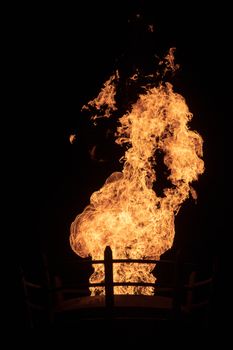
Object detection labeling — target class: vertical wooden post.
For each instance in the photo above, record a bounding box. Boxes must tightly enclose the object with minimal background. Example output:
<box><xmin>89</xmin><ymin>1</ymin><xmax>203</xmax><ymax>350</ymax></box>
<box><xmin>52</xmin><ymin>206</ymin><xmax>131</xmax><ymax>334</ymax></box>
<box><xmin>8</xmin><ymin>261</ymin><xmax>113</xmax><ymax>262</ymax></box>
<box><xmin>185</xmin><ymin>271</ymin><xmax>196</xmax><ymax>313</ymax></box>
<box><xmin>172</xmin><ymin>250</ymin><xmax>182</xmax><ymax>320</ymax></box>
<box><xmin>42</xmin><ymin>252</ymin><xmax>53</xmax><ymax>324</ymax></box>
<box><xmin>104</xmin><ymin>246</ymin><xmax>114</xmax><ymax>308</ymax></box>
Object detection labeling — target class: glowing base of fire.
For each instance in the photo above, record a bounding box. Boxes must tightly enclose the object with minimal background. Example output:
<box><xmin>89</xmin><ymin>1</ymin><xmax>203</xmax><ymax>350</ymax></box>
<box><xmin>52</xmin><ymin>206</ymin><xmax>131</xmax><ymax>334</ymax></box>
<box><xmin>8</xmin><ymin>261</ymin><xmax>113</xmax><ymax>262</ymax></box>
<box><xmin>90</xmin><ymin>263</ymin><xmax>156</xmax><ymax>296</ymax></box>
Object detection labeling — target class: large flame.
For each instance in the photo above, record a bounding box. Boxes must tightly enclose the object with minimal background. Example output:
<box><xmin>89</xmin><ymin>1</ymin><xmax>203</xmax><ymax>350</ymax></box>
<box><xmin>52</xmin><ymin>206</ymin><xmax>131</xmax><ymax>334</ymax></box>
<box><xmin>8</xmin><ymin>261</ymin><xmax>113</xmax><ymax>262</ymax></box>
<box><xmin>70</xmin><ymin>51</ymin><xmax>204</xmax><ymax>296</ymax></box>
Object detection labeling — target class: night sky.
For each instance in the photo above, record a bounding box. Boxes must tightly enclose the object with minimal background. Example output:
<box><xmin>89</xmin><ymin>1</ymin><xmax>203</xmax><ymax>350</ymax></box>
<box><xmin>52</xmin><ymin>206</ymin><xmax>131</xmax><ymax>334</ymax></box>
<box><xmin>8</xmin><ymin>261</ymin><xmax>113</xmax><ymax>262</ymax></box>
<box><xmin>14</xmin><ymin>1</ymin><xmax>227</xmax><ymax>328</ymax></box>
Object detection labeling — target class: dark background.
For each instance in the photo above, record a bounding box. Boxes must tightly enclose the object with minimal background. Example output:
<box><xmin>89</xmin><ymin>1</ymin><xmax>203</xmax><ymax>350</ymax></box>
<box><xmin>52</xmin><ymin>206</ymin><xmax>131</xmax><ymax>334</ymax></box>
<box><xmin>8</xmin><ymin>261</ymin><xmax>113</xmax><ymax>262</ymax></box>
<box><xmin>13</xmin><ymin>1</ymin><xmax>227</xmax><ymax>328</ymax></box>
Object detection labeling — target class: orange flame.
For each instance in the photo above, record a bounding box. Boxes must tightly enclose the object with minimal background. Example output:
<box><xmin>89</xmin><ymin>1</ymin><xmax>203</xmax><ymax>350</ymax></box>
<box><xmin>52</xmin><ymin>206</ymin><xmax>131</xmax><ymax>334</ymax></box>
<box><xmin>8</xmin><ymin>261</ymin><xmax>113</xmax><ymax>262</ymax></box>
<box><xmin>70</xmin><ymin>51</ymin><xmax>204</xmax><ymax>295</ymax></box>
<box><xmin>81</xmin><ymin>71</ymin><xmax>119</xmax><ymax>120</ymax></box>
<box><xmin>69</xmin><ymin>134</ymin><xmax>76</xmax><ymax>144</ymax></box>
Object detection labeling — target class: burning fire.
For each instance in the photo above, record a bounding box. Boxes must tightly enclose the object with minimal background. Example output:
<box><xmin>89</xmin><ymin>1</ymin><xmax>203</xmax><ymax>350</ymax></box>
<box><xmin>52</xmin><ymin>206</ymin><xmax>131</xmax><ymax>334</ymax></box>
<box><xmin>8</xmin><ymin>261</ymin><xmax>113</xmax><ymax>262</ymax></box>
<box><xmin>70</xmin><ymin>49</ymin><xmax>204</xmax><ymax>295</ymax></box>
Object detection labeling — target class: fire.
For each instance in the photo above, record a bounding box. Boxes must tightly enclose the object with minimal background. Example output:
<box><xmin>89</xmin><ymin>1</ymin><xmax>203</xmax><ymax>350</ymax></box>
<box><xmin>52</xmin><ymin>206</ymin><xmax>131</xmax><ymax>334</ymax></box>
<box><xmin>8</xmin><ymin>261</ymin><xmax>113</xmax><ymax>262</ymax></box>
<box><xmin>69</xmin><ymin>134</ymin><xmax>76</xmax><ymax>144</ymax></box>
<box><xmin>70</xmin><ymin>50</ymin><xmax>204</xmax><ymax>296</ymax></box>
<box><xmin>81</xmin><ymin>71</ymin><xmax>119</xmax><ymax>120</ymax></box>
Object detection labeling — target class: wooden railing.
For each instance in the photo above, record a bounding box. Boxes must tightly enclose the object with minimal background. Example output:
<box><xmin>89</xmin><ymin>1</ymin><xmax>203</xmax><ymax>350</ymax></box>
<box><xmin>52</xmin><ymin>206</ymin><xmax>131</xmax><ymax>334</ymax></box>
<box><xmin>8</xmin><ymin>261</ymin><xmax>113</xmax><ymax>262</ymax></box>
<box><xmin>72</xmin><ymin>246</ymin><xmax>183</xmax><ymax>312</ymax></box>
<box><xmin>20</xmin><ymin>246</ymin><xmax>214</xmax><ymax>326</ymax></box>
<box><xmin>72</xmin><ymin>246</ymin><xmax>213</xmax><ymax>319</ymax></box>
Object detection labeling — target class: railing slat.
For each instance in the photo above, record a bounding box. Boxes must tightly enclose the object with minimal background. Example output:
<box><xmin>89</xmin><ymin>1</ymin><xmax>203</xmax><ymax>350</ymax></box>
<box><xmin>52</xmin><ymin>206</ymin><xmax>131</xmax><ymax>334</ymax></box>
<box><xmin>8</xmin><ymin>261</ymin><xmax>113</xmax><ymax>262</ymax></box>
<box><xmin>104</xmin><ymin>246</ymin><xmax>114</xmax><ymax>308</ymax></box>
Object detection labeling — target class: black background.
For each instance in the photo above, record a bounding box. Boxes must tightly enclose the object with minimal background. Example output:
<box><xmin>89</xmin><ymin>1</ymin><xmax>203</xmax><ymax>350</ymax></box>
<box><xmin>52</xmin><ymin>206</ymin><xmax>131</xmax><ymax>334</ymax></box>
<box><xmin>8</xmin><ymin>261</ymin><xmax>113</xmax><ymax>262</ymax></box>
<box><xmin>12</xmin><ymin>1</ymin><xmax>227</xmax><ymax>329</ymax></box>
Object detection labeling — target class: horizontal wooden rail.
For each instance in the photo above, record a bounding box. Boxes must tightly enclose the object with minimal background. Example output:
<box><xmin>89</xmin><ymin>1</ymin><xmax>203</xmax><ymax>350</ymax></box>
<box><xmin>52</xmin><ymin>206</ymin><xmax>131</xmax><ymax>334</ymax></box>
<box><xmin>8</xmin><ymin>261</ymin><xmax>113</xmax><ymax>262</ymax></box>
<box><xmin>78</xmin><ymin>258</ymin><xmax>175</xmax><ymax>265</ymax></box>
<box><xmin>184</xmin><ymin>277</ymin><xmax>212</xmax><ymax>289</ymax></box>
